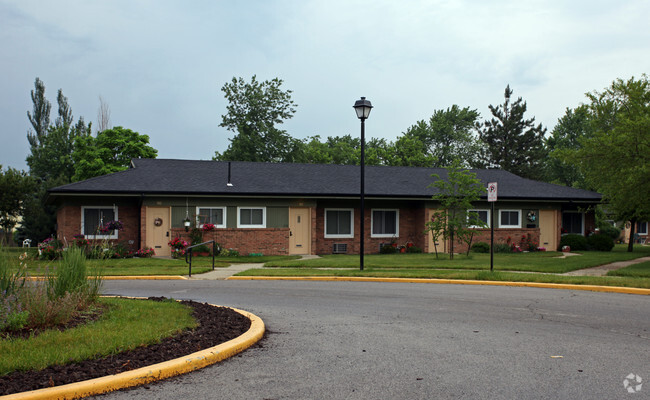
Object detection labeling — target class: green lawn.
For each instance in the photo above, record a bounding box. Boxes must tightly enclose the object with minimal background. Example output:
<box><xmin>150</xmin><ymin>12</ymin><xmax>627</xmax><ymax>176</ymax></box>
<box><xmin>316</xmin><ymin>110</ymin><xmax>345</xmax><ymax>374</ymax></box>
<box><xmin>6</xmin><ymin>253</ymin><xmax>299</xmax><ymax>276</ymax></box>
<box><xmin>264</xmin><ymin>245</ymin><xmax>650</xmax><ymax>274</ymax></box>
<box><xmin>0</xmin><ymin>297</ymin><xmax>196</xmax><ymax>375</ymax></box>
<box><xmin>238</xmin><ymin>245</ymin><xmax>650</xmax><ymax>289</ymax></box>
<box><xmin>607</xmin><ymin>260</ymin><xmax>650</xmax><ymax>278</ymax></box>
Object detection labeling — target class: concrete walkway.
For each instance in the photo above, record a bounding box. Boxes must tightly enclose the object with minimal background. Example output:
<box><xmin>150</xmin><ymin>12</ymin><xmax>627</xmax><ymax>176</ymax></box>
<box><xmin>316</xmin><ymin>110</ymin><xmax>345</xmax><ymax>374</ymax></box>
<box><xmin>187</xmin><ymin>254</ymin><xmax>322</xmax><ymax>280</ymax></box>
<box><xmin>561</xmin><ymin>256</ymin><xmax>650</xmax><ymax>276</ymax></box>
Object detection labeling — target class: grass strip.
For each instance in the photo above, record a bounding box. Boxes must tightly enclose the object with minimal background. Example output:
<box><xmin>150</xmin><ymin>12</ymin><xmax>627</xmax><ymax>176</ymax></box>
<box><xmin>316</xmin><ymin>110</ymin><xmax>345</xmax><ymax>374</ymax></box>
<box><xmin>264</xmin><ymin>246</ymin><xmax>650</xmax><ymax>274</ymax></box>
<box><xmin>5</xmin><ymin>255</ymin><xmax>299</xmax><ymax>276</ymax></box>
<box><xmin>607</xmin><ymin>260</ymin><xmax>650</xmax><ymax>278</ymax></box>
<box><xmin>235</xmin><ymin>268</ymin><xmax>650</xmax><ymax>289</ymax></box>
<box><xmin>0</xmin><ymin>297</ymin><xmax>196</xmax><ymax>375</ymax></box>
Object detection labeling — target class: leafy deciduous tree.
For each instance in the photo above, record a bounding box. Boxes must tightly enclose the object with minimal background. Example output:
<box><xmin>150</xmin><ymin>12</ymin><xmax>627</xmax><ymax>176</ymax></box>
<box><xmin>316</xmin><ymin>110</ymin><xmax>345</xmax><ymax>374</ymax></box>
<box><xmin>566</xmin><ymin>75</ymin><xmax>650</xmax><ymax>252</ymax></box>
<box><xmin>393</xmin><ymin>105</ymin><xmax>484</xmax><ymax>168</ymax></box>
<box><xmin>215</xmin><ymin>75</ymin><xmax>298</xmax><ymax>162</ymax></box>
<box><xmin>545</xmin><ymin>106</ymin><xmax>592</xmax><ymax>188</ymax></box>
<box><xmin>72</xmin><ymin>126</ymin><xmax>158</xmax><ymax>181</ymax></box>
<box><xmin>0</xmin><ymin>166</ymin><xmax>35</xmax><ymax>244</ymax></box>
<box><xmin>427</xmin><ymin>160</ymin><xmax>486</xmax><ymax>260</ymax></box>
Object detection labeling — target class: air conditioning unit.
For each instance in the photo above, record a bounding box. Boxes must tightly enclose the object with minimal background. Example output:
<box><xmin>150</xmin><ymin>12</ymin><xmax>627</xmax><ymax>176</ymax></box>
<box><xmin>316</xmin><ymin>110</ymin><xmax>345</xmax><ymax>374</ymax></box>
<box><xmin>332</xmin><ymin>243</ymin><xmax>348</xmax><ymax>254</ymax></box>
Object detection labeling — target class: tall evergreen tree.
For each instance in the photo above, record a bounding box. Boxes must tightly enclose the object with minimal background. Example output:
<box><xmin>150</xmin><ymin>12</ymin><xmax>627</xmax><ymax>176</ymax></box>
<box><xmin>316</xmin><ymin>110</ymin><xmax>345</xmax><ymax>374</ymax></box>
<box><xmin>479</xmin><ymin>85</ymin><xmax>547</xmax><ymax>179</ymax></box>
<box><xmin>21</xmin><ymin>78</ymin><xmax>91</xmax><ymax>242</ymax></box>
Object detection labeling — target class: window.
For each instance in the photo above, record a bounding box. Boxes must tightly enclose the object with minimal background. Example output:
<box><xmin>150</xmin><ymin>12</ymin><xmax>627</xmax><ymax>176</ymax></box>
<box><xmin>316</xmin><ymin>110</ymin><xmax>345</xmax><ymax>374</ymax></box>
<box><xmin>237</xmin><ymin>207</ymin><xmax>265</xmax><ymax>228</ymax></box>
<box><xmin>638</xmin><ymin>221</ymin><xmax>648</xmax><ymax>235</ymax></box>
<box><xmin>467</xmin><ymin>209</ymin><xmax>490</xmax><ymax>228</ymax></box>
<box><xmin>197</xmin><ymin>207</ymin><xmax>226</xmax><ymax>228</ymax></box>
<box><xmin>499</xmin><ymin>210</ymin><xmax>521</xmax><ymax>228</ymax></box>
<box><xmin>81</xmin><ymin>207</ymin><xmax>117</xmax><ymax>239</ymax></box>
<box><xmin>562</xmin><ymin>212</ymin><xmax>583</xmax><ymax>235</ymax></box>
<box><xmin>372</xmin><ymin>209</ymin><xmax>398</xmax><ymax>237</ymax></box>
<box><xmin>325</xmin><ymin>209</ymin><xmax>354</xmax><ymax>238</ymax></box>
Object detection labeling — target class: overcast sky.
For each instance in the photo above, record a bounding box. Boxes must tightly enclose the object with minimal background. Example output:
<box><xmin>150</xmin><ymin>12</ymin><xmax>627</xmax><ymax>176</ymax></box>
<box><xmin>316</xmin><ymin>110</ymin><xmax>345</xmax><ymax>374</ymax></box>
<box><xmin>1</xmin><ymin>0</ymin><xmax>649</xmax><ymax>171</ymax></box>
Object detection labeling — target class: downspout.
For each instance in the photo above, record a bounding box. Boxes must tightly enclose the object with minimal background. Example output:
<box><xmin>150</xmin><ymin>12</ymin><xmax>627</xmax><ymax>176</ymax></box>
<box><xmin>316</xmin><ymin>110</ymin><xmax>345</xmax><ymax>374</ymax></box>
<box><xmin>138</xmin><ymin>193</ymin><xmax>144</xmax><ymax>249</ymax></box>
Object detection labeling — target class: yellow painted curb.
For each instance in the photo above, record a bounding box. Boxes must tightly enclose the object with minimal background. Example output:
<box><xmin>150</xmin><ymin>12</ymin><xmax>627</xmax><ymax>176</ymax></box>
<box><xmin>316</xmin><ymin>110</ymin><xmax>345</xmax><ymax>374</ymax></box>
<box><xmin>1</xmin><ymin>305</ymin><xmax>265</xmax><ymax>400</ymax></box>
<box><xmin>227</xmin><ymin>276</ymin><xmax>650</xmax><ymax>295</ymax></box>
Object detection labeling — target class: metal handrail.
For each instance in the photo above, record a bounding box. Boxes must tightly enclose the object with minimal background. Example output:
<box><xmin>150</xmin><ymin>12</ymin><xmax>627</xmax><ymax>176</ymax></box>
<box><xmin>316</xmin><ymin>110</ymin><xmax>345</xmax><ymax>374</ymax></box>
<box><xmin>185</xmin><ymin>240</ymin><xmax>217</xmax><ymax>277</ymax></box>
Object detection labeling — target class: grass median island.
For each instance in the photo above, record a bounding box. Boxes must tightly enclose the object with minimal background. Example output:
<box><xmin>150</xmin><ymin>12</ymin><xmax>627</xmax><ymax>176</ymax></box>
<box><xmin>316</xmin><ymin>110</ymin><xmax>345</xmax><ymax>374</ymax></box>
<box><xmin>0</xmin><ymin>297</ymin><xmax>196</xmax><ymax>375</ymax></box>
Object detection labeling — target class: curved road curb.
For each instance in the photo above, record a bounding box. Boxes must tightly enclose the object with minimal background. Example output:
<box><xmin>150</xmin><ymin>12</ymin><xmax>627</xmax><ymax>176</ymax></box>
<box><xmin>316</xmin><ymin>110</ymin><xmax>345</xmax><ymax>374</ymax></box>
<box><xmin>2</xmin><ymin>306</ymin><xmax>265</xmax><ymax>400</ymax></box>
<box><xmin>227</xmin><ymin>276</ymin><xmax>650</xmax><ymax>295</ymax></box>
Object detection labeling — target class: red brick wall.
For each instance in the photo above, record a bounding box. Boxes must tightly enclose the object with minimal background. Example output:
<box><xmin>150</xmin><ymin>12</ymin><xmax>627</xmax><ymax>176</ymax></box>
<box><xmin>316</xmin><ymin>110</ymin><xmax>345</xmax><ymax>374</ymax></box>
<box><xmin>169</xmin><ymin>228</ymin><xmax>290</xmax><ymax>255</ymax></box>
<box><xmin>56</xmin><ymin>204</ymin><xmax>140</xmax><ymax>251</ymax></box>
<box><xmin>313</xmin><ymin>207</ymin><xmax>427</xmax><ymax>255</ymax></box>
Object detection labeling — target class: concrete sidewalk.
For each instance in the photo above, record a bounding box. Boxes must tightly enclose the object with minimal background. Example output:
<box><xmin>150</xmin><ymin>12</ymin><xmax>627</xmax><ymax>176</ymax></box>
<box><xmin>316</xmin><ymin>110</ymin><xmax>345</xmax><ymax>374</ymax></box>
<box><xmin>561</xmin><ymin>255</ymin><xmax>650</xmax><ymax>276</ymax></box>
<box><xmin>187</xmin><ymin>255</ymin><xmax>321</xmax><ymax>280</ymax></box>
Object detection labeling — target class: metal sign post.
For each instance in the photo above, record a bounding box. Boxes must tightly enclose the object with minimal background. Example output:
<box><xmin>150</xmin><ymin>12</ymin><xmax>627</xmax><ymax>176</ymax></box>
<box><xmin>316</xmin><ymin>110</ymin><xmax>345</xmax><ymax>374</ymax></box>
<box><xmin>487</xmin><ymin>182</ymin><xmax>497</xmax><ymax>272</ymax></box>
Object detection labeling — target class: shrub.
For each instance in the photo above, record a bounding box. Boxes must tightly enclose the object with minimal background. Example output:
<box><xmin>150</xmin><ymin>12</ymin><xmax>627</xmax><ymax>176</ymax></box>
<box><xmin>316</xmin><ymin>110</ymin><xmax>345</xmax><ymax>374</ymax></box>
<box><xmin>189</xmin><ymin>228</ymin><xmax>203</xmax><ymax>245</ymax></box>
<box><xmin>559</xmin><ymin>234</ymin><xmax>588</xmax><ymax>251</ymax></box>
<box><xmin>471</xmin><ymin>242</ymin><xmax>490</xmax><ymax>253</ymax></box>
<box><xmin>406</xmin><ymin>245</ymin><xmax>422</xmax><ymax>253</ymax></box>
<box><xmin>493</xmin><ymin>243</ymin><xmax>512</xmax><ymax>253</ymax></box>
<box><xmin>380</xmin><ymin>244</ymin><xmax>398</xmax><ymax>254</ymax></box>
<box><xmin>191</xmin><ymin>244</ymin><xmax>211</xmax><ymax>254</ymax></box>
<box><xmin>598</xmin><ymin>225</ymin><xmax>621</xmax><ymax>241</ymax></box>
<box><xmin>587</xmin><ymin>233</ymin><xmax>615</xmax><ymax>252</ymax></box>
<box><xmin>219</xmin><ymin>248</ymin><xmax>239</xmax><ymax>257</ymax></box>
<box><xmin>0</xmin><ymin>294</ymin><xmax>29</xmax><ymax>332</ymax></box>
<box><xmin>48</xmin><ymin>247</ymin><xmax>102</xmax><ymax>305</ymax></box>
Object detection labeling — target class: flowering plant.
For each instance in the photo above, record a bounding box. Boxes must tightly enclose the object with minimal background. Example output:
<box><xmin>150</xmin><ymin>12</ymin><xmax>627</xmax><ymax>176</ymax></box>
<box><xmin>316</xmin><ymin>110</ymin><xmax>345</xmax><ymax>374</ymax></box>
<box><xmin>202</xmin><ymin>223</ymin><xmax>215</xmax><ymax>232</ymax></box>
<box><xmin>100</xmin><ymin>220</ymin><xmax>123</xmax><ymax>233</ymax></box>
<box><xmin>135</xmin><ymin>247</ymin><xmax>155</xmax><ymax>257</ymax></box>
<box><xmin>168</xmin><ymin>237</ymin><xmax>189</xmax><ymax>250</ymax></box>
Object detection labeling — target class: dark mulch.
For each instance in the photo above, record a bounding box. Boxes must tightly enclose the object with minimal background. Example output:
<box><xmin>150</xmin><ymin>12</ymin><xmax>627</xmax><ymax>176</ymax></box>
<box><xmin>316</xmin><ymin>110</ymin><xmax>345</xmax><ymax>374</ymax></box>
<box><xmin>0</xmin><ymin>297</ymin><xmax>251</xmax><ymax>396</ymax></box>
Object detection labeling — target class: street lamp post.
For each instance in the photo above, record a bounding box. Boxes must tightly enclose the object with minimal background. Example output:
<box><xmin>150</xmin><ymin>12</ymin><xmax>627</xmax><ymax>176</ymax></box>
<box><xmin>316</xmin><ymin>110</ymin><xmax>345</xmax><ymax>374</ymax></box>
<box><xmin>353</xmin><ymin>97</ymin><xmax>373</xmax><ymax>271</ymax></box>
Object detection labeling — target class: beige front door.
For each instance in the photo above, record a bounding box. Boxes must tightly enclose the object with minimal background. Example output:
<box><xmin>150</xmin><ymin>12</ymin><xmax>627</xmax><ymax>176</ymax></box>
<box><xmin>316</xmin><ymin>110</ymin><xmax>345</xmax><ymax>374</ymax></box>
<box><xmin>146</xmin><ymin>207</ymin><xmax>171</xmax><ymax>257</ymax></box>
<box><xmin>426</xmin><ymin>209</ymin><xmax>447</xmax><ymax>254</ymax></box>
<box><xmin>289</xmin><ymin>208</ymin><xmax>311</xmax><ymax>255</ymax></box>
<box><xmin>539</xmin><ymin>210</ymin><xmax>558</xmax><ymax>251</ymax></box>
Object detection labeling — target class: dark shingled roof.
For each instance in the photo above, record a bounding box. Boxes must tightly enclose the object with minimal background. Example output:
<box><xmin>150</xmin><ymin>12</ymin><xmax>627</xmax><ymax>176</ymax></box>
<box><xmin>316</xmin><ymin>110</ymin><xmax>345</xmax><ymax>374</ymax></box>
<box><xmin>48</xmin><ymin>159</ymin><xmax>601</xmax><ymax>202</ymax></box>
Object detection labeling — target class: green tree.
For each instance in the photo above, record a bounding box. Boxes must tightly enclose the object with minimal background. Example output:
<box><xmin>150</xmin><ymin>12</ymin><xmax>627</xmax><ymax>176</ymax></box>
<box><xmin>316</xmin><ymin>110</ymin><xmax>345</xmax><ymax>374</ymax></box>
<box><xmin>566</xmin><ymin>75</ymin><xmax>650</xmax><ymax>252</ymax></box>
<box><xmin>0</xmin><ymin>166</ymin><xmax>35</xmax><ymax>245</ymax></box>
<box><xmin>428</xmin><ymin>160</ymin><xmax>486</xmax><ymax>259</ymax></box>
<box><xmin>215</xmin><ymin>75</ymin><xmax>298</xmax><ymax>162</ymax></box>
<box><xmin>26</xmin><ymin>77</ymin><xmax>51</xmax><ymax>149</ymax></box>
<box><xmin>72</xmin><ymin>126</ymin><xmax>158</xmax><ymax>181</ymax></box>
<box><xmin>546</xmin><ymin>106</ymin><xmax>592</xmax><ymax>188</ymax></box>
<box><xmin>480</xmin><ymin>85</ymin><xmax>547</xmax><ymax>179</ymax></box>
<box><xmin>392</xmin><ymin>105</ymin><xmax>484</xmax><ymax>168</ymax></box>
<box><xmin>22</xmin><ymin>79</ymin><xmax>91</xmax><ymax>243</ymax></box>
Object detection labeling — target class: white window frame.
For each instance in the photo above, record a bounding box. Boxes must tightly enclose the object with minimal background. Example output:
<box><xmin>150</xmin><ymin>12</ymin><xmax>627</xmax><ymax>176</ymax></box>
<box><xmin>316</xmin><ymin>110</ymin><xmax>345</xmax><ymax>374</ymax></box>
<box><xmin>324</xmin><ymin>208</ymin><xmax>354</xmax><ymax>239</ymax></box>
<box><xmin>638</xmin><ymin>221</ymin><xmax>648</xmax><ymax>235</ymax></box>
<box><xmin>467</xmin><ymin>209</ymin><xmax>490</xmax><ymax>228</ymax></box>
<box><xmin>237</xmin><ymin>207</ymin><xmax>266</xmax><ymax>228</ymax></box>
<box><xmin>371</xmin><ymin>209</ymin><xmax>399</xmax><ymax>238</ymax></box>
<box><xmin>196</xmin><ymin>207</ymin><xmax>227</xmax><ymax>228</ymax></box>
<box><xmin>81</xmin><ymin>206</ymin><xmax>118</xmax><ymax>239</ymax></box>
<box><xmin>562</xmin><ymin>211</ymin><xmax>584</xmax><ymax>235</ymax></box>
<box><xmin>499</xmin><ymin>209</ymin><xmax>521</xmax><ymax>229</ymax></box>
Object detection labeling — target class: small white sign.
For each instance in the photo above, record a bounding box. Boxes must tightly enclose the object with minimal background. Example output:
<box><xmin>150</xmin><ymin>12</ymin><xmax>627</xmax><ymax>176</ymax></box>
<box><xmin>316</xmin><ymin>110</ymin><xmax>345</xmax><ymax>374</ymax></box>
<box><xmin>487</xmin><ymin>182</ymin><xmax>497</xmax><ymax>202</ymax></box>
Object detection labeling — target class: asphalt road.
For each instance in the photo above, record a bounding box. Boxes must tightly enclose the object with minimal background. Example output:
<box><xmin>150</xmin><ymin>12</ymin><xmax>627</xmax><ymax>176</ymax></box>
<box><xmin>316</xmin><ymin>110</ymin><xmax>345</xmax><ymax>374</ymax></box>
<box><xmin>97</xmin><ymin>280</ymin><xmax>649</xmax><ymax>400</ymax></box>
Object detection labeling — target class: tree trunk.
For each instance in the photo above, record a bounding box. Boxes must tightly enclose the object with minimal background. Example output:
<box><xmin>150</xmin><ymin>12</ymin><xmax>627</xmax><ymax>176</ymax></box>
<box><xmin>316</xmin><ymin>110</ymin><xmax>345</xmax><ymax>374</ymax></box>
<box><xmin>627</xmin><ymin>218</ymin><xmax>636</xmax><ymax>252</ymax></box>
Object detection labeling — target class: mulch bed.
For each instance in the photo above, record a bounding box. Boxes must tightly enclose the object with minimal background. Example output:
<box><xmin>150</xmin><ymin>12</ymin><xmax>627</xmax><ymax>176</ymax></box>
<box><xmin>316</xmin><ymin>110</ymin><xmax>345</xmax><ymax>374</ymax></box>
<box><xmin>0</xmin><ymin>297</ymin><xmax>251</xmax><ymax>396</ymax></box>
